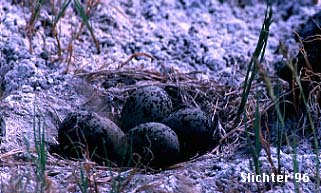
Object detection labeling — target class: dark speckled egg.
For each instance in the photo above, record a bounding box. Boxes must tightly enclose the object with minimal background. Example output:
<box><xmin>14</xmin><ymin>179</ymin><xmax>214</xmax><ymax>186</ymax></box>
<box><xmin>57</xmin><ymin>111</ymin><xmax>124</xmax><ymax>165</ymax></box>
<box><xmin>118</xmin><ymin>122</ymin><xmax>180</xmax><ymax>168</ymax></box>
<box><xmin>162</xmin><ymin>108</ymin><xmax>212</xmax><ymax>159</ymax></box>
<box><xmin>120</xmin><ymin>86</ymin><xmax>173</xmax><ymax>132</ymax></box>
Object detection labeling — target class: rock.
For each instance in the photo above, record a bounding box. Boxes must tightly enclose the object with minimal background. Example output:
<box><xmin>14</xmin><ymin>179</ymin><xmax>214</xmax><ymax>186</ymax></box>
<box><xmin>279</xmin><ymin>11</ymin><xmax>321</xmax><ymax>85</ymax></box>
<box><xmin>296</xmin><ymin>11</ymin><xmax>321</xmax><ymax>74</ymax></box>
<box><xmin>276</xmin><ymin>11</ymin><xmax>321</xmax><ymax>114</ymax></box>
<box><xmin>275</xmin><ymin>11</ymin><xmax>321</xmax><ymax>117</ymax></box>
<box><xmin>297</xmin><ymin>11</ymin><xmax>321</xmax><ymax>43</ymax></box>
<box><xmin>57</xmin><ymin>111</ymin><xmax>124</xmax><ymax>165</ymax></box>
<box><xmin>120</xmin><ymin>86</ymin><xmax>173</xmax><ymax>132</ymax></box>
<box><xmin>39</xmin><ymin>52</ymin><xmax>49</xmax><ymax>60</ymax></box>
<box><xmin>0</xmin><ymin>112</ymin><xmax>5</xmax><ymax>143</ymax></box>
<box><xmin>118</xmin><ymin>122</ymin><xmax>180</xmax><ymax>168</ymax></box>
<box><xmin>162</xmin><ymin>108</ymin><xmax>213</xmax><ymax>159</ymax></box>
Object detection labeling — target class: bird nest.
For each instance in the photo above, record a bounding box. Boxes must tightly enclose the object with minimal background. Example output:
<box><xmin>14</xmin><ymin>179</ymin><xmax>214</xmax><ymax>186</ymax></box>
<box><xmin>74</xmin><ymin>67</ymin><xmax>278</xmax><ymax>155</ymax></box>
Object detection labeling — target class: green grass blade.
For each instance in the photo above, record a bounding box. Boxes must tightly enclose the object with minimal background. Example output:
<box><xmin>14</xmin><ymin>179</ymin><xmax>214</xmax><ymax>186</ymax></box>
<box><xmin>283</xmin><ymin>39</ymin><xmax>320</xmax><ymax>191</ymax></box>
<box><xmin>290</xmin><ymin>134</ymin><xmax>300</xmax><ymax>193</ymax></box>
<box><xmin>30</xmin><ymin>0</ymin><xmax>45</xmax><ymax>26</ymax></box>
<box><xmin>33</xmin><ymin>102</ymin><xmax>47</xmax><ymax>192</ymax></box>
<box><xmin>74</xmin><ymin>0</ymin><xmax>100</xmax><ymax>53</ymax></box>
<box><xmin>74</xmin><ymin>0</ymin><xmax>93</xmax><ymax>37</ymax></box>
<box><xmin>253</xmin><ymin>94</ymin><xmax>261</xmax><ymax>175</ymax></box>
<box><xmin>294</xmin><ymin>70</ymin><xmax>320</xmax><ymax>192</ymax></box>
<box><xmin>54</xmin><ymin>0</ymin><xmax>72</xmax><ymax>24</ymax></box>
<box><xmin>236</xmin><ymin>4</ymin><xmax>273</xmax><ymax>122</ymax></box>
<box><xmin>78</xmin><ymin>165</ymin><xmax>89</xmax><ymax>193</ymax></box>
<box><xmin>74</xmin><ymin>0</ymin><xmax>90</xmax><ymax>27</ymax></box>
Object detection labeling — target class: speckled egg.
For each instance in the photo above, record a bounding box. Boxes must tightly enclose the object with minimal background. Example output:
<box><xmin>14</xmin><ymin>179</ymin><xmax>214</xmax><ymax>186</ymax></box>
<box><xmin>57</xmin><ymin>111</ymin><xmax>124</xmax><ymax>165</ymax></box>
<box><xmin>118</xmin><ymin>122</ymin><xmax>180</xmax><ymax>168</ymax></box>
<box><xmin>120</xmin><ymin>86</ymin><xmax>173</xmax><ymax>132</ymax></box>
<box><xmin>162</xmin><ymin>108</ymin><xmax>212</xmax><ymax>158</ymax></box>
<box><xmin>0</xmin><ymin>112</ymin><xmax>5</xmax><ymax>143</ymax></box>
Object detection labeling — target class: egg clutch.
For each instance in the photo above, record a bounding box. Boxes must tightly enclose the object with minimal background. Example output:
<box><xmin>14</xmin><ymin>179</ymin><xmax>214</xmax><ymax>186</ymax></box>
<box><xmin>54</xmin><ymin>86</ymin><xmax>217</xmax><ymax>168</ymax></box>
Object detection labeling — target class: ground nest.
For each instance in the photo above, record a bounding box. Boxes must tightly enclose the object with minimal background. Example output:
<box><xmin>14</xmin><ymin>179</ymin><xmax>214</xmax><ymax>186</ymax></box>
<box><xmin>49</xmin><ymin>68</ymin><xmax>255</xmax><ymax>169</ymax></box>
<box><xmin>48</xmin><ymin>65</ymin><xmax>321</xmax><ymax>172</ymax></box>
<box><xmin>53</xmin><ymin>61</ymin><xmax>321</xmax><ymax>170</ymax></box>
